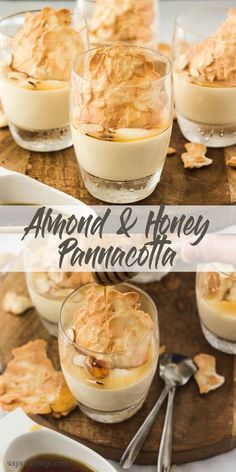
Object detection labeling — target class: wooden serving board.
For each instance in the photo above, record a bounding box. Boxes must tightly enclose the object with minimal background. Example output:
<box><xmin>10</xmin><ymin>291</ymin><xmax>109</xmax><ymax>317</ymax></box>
<box><xmin>0</xmin><ymin>272</ymin><xmax>235</xmax><ymax>465</ymax></box>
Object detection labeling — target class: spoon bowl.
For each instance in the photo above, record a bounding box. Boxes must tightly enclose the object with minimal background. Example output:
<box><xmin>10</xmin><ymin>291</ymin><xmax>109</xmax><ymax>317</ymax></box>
<box><xmin>159</xmin><ymin>353</ymin><xmax>197</xmax><ymax>388</ymax></box>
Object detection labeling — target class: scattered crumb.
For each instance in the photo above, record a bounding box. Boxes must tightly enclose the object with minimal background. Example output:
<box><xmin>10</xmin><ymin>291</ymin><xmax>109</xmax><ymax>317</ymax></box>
<box><xmin>167</xmin><ymin>146</ymin><xmax>176</xmax><ymax>156</ymax></box>
<box><xmin>2</xmin><ymin>291</ymin><xmax>33</xmax><ymax>315</ymax></box>
<box><xmin>181</xmin><ymin>153</ymin><xmax>213</xmax><ymax>169</ymax></box>
<box><xmin>194</xmin><ymin>353</ymin><xmax>225</xmax><ymax>394</ymax></box>
<box><xmin>181</xmin><ymin>142</ymin><xmax>212</xmax><ymax>169</ymax></box>
<box><xmin>173</xmin><ymin>108</ymin><xmax>177</xmax><ymax>120</ymax></box>
<box><xmin>184</xmin><ymin>142</ymin><xmax>207</xmax><ymax>156</ymax></box>
<box><xmin>227</xmin><ymin>156</ymin><xmax>236</xmax><ymax>168</ymax></box>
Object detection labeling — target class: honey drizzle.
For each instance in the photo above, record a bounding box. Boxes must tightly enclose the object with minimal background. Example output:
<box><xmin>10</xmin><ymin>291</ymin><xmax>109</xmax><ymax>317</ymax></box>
<box><xmin>104</xmin><ymin>286</ymin><xmax>109</xmax><ymax>353</ymax></box>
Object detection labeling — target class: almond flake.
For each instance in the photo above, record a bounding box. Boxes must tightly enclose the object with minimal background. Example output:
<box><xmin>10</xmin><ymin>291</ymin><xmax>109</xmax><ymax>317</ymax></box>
<box><xmin>181</xmin><ymin>152</ymin><xmax>213</xmax><ymax>169</ymax></box>
<box><xmin>167</xmin><ymin>146</ymin><xmax>176</xmax><ymax>156</ymax></box>
<box><xmin>185</xmin><ymin>142</ymin><xmax>207</xmax><ymax>156</ymax></box>
<box><xmin>194</xmin><ymin>353</ymin><xmax>225</xmax><ymax>394</ymax></box>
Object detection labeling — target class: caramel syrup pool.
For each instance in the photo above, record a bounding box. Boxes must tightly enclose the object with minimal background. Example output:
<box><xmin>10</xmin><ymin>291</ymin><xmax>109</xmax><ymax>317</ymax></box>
<box><xmin>20</xmin><ymin>454</ymin><xmax>96</xmax><ymax>472</ymax></box>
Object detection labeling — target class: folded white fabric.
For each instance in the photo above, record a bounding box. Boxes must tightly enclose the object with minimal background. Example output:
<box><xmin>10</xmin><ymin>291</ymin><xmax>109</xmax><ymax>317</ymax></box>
<box><xmin>113</xmin><ymin>449</ymin><xmax>236</xmax><ymax>472</ymax></box>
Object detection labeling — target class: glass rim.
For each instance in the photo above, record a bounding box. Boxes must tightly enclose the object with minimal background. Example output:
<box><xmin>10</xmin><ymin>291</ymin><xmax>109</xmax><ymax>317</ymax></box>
<box><xmin>198</xmin><ymin>263</ymin><xmax>236</xmax><ymax>280</ymax></box>
<box><xmin>0</xmin><ymin>9</ymin><xmax>88</xmax><ymax>40</ymax></box>
<box><xmin>175</xmin><ymin>6</ymin><xmax>236</xmax><ymax>42</ymax></box>
<box><xmin>213</xmin><ymin>263</ymin><xmax>236</xmax><ymax>279</ymax></box>
<box><xmin>72</xmin><ymin>44</ymin><xmax>172</xmax><ymax>87</ymax></box>
<box><xmin>59</xmin><ymin>281</ymin><xmax>159</xmax><ymax>357</ymax></box>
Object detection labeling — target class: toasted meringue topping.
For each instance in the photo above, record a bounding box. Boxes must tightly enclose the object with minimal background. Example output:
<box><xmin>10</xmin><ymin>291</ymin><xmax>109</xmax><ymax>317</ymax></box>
<box><xmin>73</xmin><ymin>286</ymin><xmax>154</xmax><ymax>368</ymax></box>
<box><xmin>88</xmin><ymin>0</ymin><xmax>156</xmax><ymax>45</ymax></box>
<box><xmin>34</xmin><ymin>271</ymin><xmax>93</xmax><ymax>296</ymax></box>
<box><xmin>74</xmin><ymin>44</ymin><xmax>169</xmax><ymax>129</ymax></box>
<box><xmin>199</xmin><ymin>267</ymin><xmax>236</xmax><ymax>303</ymax></box>
<box><xmin>176</xmin><ymin>9</ymin><xmax>236</xmax><ymax>84</ymax></box>
<box><xmin>11</xmin><ymin>8</ymin><xmax>84</xmax><ymax>81</ymax></box>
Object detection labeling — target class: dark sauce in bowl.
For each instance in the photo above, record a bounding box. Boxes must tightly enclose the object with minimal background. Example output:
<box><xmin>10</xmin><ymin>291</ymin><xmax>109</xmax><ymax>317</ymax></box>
<box><xmin>20</xmin><ymin>454</ymin><xmax>96</xmax><ymax>472</ymax></box>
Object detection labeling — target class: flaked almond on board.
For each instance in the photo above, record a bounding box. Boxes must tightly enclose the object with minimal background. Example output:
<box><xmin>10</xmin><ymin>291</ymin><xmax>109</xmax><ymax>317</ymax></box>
<box><xmin>2</xmin><ymin>291</ymin><xmax>33</xmax><ymax>315</ymax></box>
<box><xmin>167</xmin><ymin>147</ymin><xmax>176</xmax><ymax>156</ymax></box>
<box><xmin>181</xmin><ymin>142</ymin><xmax>212</xmax><ymax>169</ymax></box>
<box><xmin>194</xmin><ymin>353</ymin><xmax>225</xmax><ymax>394</ymax></box>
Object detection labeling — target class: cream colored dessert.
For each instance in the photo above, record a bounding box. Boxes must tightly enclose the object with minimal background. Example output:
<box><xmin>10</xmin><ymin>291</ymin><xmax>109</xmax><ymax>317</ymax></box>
<box><xmin>174</xmin><ymin>8</ymin><xmax>236</xmax><ymax>125</ymax></box>
<box><xmin>59</xmin><ymin>285</ymin><xmax>158</xmax><ymax>418</ymax></box>
<box><xmin>27</xmin><ymin>272</ymin><xmax>93</xmax><ymax>324</ymax></box>
<box><xmin>0</xmin><ymin>8</ymin><xmax>85</xmax><ymax>131</ymax></box>
<box><xmin>72</xmin><ymin>44</ymin><xmax>172</xmax><ymax>183</ymax></box>
<box><xmin>87</xmin><ymin>0</ymin><xmax>158</xmax><ymax>47</ymax></box>
<box><xmin>196</xmin><ymin>267</ymin><xmax>236</xmax><ymax>342</ymax></box>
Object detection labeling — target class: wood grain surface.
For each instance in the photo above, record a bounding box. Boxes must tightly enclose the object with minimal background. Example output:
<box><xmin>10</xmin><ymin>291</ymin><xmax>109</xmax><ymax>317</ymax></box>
<box><xmin>0</xmin><ymin>272</ymin><xmax>235</xmax><ymax>465</ymax></box>
<box><xmin>0</xmin><ymin>122</ymin><xmax>235</xmax><ymax>205</ymax></box>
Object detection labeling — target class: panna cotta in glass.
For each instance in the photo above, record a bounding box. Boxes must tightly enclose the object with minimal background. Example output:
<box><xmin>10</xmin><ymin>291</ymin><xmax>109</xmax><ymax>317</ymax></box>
<box><xmin>26</xmin><ymin>271</ymin><xmax>93</xmax><ymax>336</ymax></box>
<box><xmin>196</xmin><ymin>265</ymin><xmax>236</xmax><ymax>354</ymax></box>
<box><xmin>71</xmin><ymin>44</ymin><xmax>173</xmax><ymax>203</ymax></box>
<box><xmin>77</xmin><ymin>0</ymin><xmax>159</xmax><ymax>48</ymax></box>
<box><xmin>59</xmin><ymin>282</ymin><xmax>159</xmax><ymax>423</ymax></box>
<box><xmin>0</xmin><ymin>8</ymin><xmax>88</xmax><ymax>151</ymax></box>
<box><xmin>173</xmin><ymin>8</ymin><xmax>236</xmax><ymax>147</ymax></box>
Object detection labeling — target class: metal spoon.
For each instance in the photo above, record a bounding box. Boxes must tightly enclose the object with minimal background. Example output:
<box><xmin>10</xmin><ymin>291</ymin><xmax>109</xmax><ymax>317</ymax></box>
<box><xmin>157</xmin><ymin>354</ymin><xmax>197</xmax><ymax>472</ymax></box>
<box><xmin>120</xmin><ymin>353</ymin><xmax>197</xmax><ymax>470</ymax></box>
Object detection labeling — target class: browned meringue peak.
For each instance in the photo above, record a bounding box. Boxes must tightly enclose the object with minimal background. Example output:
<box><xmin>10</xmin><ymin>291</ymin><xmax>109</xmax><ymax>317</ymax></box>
<box><xmin>89</xmin><ymin>0</ymin><xmax>156</xmax><ymax>44</ymax></box>
<box><xmin>75</xmin><ymin>45</ymin><xmax>168</xmax><ymax>129</ymax></box>
<box><xmin>11</xmin><ymin>7</ymin><xmax>84</xmax><ymax>81</ymax></box>
<box><xmin>199</xmin><ymin>268</ymin><xmax>236</xmax><ymax>303</ymax></box>
<box><xmin>73</xmin><ymin>286</ymin><xmax>154</xmax><ymax>368</ymax></box>
<box><xmin>34</xmin><ymin>272</ymin><xmax>93</xmax><ymax>295</ymax></box>
<box><xmin>176</xmin><ymin>8</ymin><xmax>236</xmax><ymax>84</ymax></box>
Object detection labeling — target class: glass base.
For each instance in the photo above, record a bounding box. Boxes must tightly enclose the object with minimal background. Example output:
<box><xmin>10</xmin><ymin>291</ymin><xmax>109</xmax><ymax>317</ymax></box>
<box><xmin>201</xmin><ymin>323</ymin><xmax>236</xmax><ymax>354</ymax></box>
<box><xmin>78</xmin><ymin>397</ymin><xmax>146</xmax><ymax>423</ymax></box>
<box><xmin>80</xmin><ymin>167</ymin><xmax>161</xmax><ymax>203</ymax></box>
<box><xmin>9</xmin><ymin>122</ymin><xmax>73</xmax><ymax>152</ymax></box>
<box><xmin>39</xmin><ymin>315</ymin><xmax>58</xmax><ymax>337</ymax></box>
<box><xmin>177</xmin><ymin>113</ymin><xmax>236</xmax><ymax>148</ymax></box>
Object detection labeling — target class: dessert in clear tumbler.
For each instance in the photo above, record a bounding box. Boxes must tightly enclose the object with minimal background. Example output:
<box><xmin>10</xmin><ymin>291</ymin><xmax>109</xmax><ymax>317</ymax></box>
<box><xmin>196</xmin><ymin>265</ymin><xmax>236</xmax><ymax>354</ymax></box>
<box><xmin>173</xmin><ymin>8</ymin><xmax>236</xmax><ymax>147</ymax></box>
<box><xmin>26</xmin><ymin>271</ymin><xmax>93</xmax><ymax>336</ymax></box>
<box><xmin>78</xmin><ymin>0</ymin><xmax>159</xmax><ymax>48</ymax></box>
<box><xmin>71</xmin><ymin>44</ymin><xmax>173</xmax><ymax>203</ymax></box>
<box><xmin>0</xmin><ymin>8</ymin><xmax>87</xmax><ymax>151</ymax></box>
<box><xmin>59</xmin><ymin>283</ymin><xmax>159</xmax><ymax>423</ymax></box>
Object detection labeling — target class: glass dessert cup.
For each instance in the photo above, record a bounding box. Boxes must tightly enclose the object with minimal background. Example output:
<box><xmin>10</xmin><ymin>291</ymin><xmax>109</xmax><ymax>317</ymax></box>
<box><xmin>0</xmin><ymin>9</ymin><xmax>88</xmax><ymax>152</ymax></box>
<box><xmin>71</xmin><ymin>44</ymin><xmax>173</xmax><ymax>203</ymax></box>
<box><xmin>77</xmin><ymin>0</ymin><xmax>159</xmax><ymax>48</ymax></box>
<box><xmin>59</xmin><ymin>282</ymin><xmax>159</xmax><ymax>423</ymax></box>
<box><xmin>196</xmin><ymin>265</ymin><xmax>236</xmax><ymax>354</ymax></box>
<box><xmin>26</xmin><ymin>271</ymin><xmax>93</xmax><ymax>337</ymax></box>
<box><xmin>173</xmin><ymin>8</ymin><xmax>236</xmax><ymax>148</ymax></box>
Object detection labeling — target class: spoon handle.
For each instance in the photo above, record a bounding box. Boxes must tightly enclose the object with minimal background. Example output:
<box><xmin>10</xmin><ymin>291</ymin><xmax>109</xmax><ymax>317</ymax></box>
<box><xmin>120</xmin><ymin>385</ymin><xmax>169</xmax><ymax>469</ymax></box>
<box><xmin>157</xmin><ymin>387</ymin><xmax>176</xmax><ymax>472</ymax></box>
